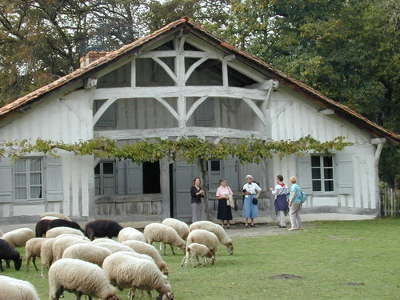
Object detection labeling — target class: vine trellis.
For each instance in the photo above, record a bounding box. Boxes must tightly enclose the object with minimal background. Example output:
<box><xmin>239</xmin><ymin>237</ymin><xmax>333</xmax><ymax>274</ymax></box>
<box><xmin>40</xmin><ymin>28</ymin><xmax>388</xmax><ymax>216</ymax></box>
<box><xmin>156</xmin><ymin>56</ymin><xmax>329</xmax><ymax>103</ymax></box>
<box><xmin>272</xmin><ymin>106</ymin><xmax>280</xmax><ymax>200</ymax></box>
<box><xmin>0</xmin><ymin>135</ymin><xmax>352</xmax><ymax>163</ymax></box>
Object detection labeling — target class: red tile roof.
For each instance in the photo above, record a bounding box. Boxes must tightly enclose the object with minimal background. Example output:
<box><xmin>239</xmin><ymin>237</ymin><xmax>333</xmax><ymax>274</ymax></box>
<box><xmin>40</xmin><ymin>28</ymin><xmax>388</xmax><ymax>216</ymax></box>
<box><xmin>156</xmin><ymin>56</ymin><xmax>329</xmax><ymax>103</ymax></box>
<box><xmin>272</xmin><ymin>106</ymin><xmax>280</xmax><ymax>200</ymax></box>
<box><xmin>0</xmin><ymin>17</ymin><xmax>398</xmax><ymax>143</ymax></box>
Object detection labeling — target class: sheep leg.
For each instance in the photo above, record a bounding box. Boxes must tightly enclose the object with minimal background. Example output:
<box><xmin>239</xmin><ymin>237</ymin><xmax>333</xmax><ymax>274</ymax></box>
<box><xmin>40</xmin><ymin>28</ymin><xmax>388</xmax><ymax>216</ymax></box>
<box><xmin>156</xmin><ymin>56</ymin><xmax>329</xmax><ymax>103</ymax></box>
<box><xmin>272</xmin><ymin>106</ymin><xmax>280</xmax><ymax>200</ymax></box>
<box><xmin>147</xmin><ymin>291</ymin><xmax>152</xmax><ymax>299</ymax></box>
<box><xmin>170</xmin><ymin>244</ymin><xmax>176</xmax><ymax>256</ymax></box>
<box><xmin>0</xmin><ymin>259</ymin><xmax>3</xmax><ymax>272</ymax></box>
<box><xmin>5</xmin><ymin>259</ymin><xmax>10</xmax><ymax>268</ymax></box>
<box><xmin>163</xmin><ymin>243</ymin><xmax>166</xmax><ymax>256</ymax></box>
<box><xmin>195</xmin><ymin>255</ymin><xmax>201</xmax><ymax>267</ymax></box>
<box><xmin>32</xmin><ymin>256</ymin><xmax>39</xmax><ymax>272</ymax></box>
<box><xmin>180</xmin><ymin>252</ymin><xmax>189</xmax><ymax>267</ymax></box>
<box><xmin>129</xmin><ymin>287</ymin><xmax>136</xmax><ymax>300</ymax></box>
<box><xmin>26</xmin><ymin>255</ymin><xmax>31</xmax><ymax>271</ymax></box>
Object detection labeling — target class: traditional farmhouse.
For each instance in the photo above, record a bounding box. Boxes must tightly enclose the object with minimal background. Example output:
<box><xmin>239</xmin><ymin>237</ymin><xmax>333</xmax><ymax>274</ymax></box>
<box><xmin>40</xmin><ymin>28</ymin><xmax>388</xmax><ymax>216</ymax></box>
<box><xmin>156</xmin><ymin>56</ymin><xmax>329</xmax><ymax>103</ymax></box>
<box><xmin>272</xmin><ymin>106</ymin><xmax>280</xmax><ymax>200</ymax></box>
<box><xmin>0</xmin><ymin>18</ymin><xmax>398</xmax><ymax>222</ymax></box>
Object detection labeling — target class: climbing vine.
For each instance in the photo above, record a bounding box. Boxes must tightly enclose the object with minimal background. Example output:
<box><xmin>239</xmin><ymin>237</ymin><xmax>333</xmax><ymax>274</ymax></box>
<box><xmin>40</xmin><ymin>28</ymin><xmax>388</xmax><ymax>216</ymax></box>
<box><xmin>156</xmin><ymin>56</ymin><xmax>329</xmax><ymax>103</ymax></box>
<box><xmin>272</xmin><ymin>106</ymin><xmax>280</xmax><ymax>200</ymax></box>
<box><xmin>0</xmin><ymin>135</ymin><xmax>352</xmax><ymax>163</ymax></box>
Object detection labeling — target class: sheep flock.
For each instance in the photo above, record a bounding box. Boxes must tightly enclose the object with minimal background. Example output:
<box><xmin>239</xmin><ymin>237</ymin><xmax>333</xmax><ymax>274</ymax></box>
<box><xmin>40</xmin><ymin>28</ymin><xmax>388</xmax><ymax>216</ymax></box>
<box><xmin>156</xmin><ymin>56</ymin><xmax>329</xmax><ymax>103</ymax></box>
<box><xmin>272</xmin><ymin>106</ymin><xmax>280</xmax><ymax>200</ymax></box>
<box><xmin>0</xmin><ymin>214</ymin><xmax>234</xmax><ymax>299</ymax></box>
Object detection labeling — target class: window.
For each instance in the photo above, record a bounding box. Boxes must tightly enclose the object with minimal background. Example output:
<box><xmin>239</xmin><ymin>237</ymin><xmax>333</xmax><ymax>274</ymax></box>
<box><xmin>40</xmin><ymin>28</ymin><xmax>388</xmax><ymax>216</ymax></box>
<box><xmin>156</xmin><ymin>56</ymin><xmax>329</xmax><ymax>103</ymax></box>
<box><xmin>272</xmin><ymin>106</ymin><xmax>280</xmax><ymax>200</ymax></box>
<box><xmin>95</xmin><ymin>161</ymin><xmax>116</xmax><ymax>195</ymax></box>
<box><xmin>311</xmin><ymin>155</ymin><xmax>334</xmax><ymax>192</ymax></box>
<box><xmin>15</xmin><ymin>158</ymin><xmax>43</xmax><ymax>200</ymax></box>
<box><xmin>142</xmin><ymin>162</ymin><xmax>161</xmax><ymax>194</ymax></box>
<box><xmin>210</xmin><ymin>160</ymin><xmax>221</xmax><ymax>172</ymax></box>
<box><xmin>93</xmin><ymin>99</ymin><xmax>116</xmax><ymax>128</ymax></box>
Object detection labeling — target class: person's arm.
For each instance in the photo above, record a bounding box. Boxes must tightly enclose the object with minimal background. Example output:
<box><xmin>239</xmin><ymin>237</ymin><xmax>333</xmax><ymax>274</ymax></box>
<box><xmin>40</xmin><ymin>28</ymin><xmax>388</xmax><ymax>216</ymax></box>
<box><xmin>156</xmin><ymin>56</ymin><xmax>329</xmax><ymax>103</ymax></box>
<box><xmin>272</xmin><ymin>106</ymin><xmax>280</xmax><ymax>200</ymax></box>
<box><xmin>216</xmin><ymin>187</ymin><xmax>226</xmax><ymax>200</ymax></box>
<box><xmin>289</xmin><ymin>187</ymin><xmax>296</xmax><ymax>206</ymax></box>
<box><xmin>255</xmin><ymin>184</ymin><xmax>262</xmax><ymax>199</ymax></box>
<box><xmin>190</xmin><ymin>187</ymin><xmax>197</xmax><ymax>198</ymax></box>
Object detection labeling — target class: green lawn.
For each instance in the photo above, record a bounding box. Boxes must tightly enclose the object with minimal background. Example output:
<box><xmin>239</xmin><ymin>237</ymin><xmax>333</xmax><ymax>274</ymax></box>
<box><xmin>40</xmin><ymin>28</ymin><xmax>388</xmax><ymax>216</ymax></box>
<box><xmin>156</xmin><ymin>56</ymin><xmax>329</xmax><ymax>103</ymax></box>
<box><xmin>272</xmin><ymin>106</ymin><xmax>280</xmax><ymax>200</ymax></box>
<box><xmin>4</xmin><ymin>218</ymin><xmax>400</xmax><ymax>299</ymax></box>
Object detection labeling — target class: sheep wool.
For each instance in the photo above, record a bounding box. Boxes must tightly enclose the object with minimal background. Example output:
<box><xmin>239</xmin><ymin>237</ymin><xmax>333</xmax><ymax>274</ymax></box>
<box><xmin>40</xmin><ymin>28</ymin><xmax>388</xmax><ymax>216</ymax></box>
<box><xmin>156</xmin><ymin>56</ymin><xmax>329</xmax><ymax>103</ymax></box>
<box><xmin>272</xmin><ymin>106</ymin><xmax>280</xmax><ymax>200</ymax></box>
<box><xmin>25</xmin><ymin>237</ymin><xmax>46</xmax><ymax>271</ymax></box>
<box><xmin>52</xmin><ymin>235</ymin><xmax>89</xmax><ymax>262</ymax></box>
<box><xmin>63</xmin><ymin>243</ymin><xmax>112</xmax><ymax>266</ymax></box>
<box><xmin>92</xmin><ymin>238</ymin><xmax>121</xmax><ymax>245</ymax></box>
<box><xmin>103</xmin><ymin>253</ymin><xmax>173</xmax><ymax>299</ymax></box>
<box><xmin>40</xmin><ymin>238</ymin><xmax>56</xmax><ymax>276</ymax></box>
<box><xmin>181</xmin><ymin>243</ymin><xmax>213</xmax><ymax>267</ymax></box>
<box><xmin>162</xmin><ymin>218</ymin><xmax>190</xmax><ymax>240</ymax></box>
<box><xmin>46</xmin><ymin>226</ymin><xmax>84</xmax><ymax>238</ymax></box>
<box><xmin>0</xmin><ymin>239</ymin><xmax>22</xmax><ymax>272</ymax></box>
<box><xmin>144</xmin><ymin>223</ymin><xmax>186</xmax><ymax>255</ymax></box>
<box><xmin>117</xmin><ymin>227</ymin><xmax>146</xmax><ymax>243</ymax></box>
<box><xmin>190</xmin><ymin>221</ymin><xmax>234</xmax><ymax>255</ymax></box>
<box><xmin>0</xmin><ymin>275</ymin><xmax>39</xmax><ymax>300</ymax></box>
<box><xmin>122</xmin><ymin>240</ymin><xmax>169</xmax><ymax>275</ymax></box>
<box><xmin>49</xmin><ymin>258</ymin><xmax>118</xmax><ymax>300</ymax></box>
<box><xmin>186</xmin><ymin>229</ymin><xmax>219</xmax><ymax>264</ymax></box>
<box><xmin>94</xmin><ymin>241</ymin><xmax>134</xmax><ymax>254</ymax></box>
<box><xmin>2</xmin><ymin>227</ymin><xmax>34</xmax><ymax>247</ymax></box>
<box><xmin>40</xmin><ymin>212</ymin><xmax>72</xmax><ymax>221</ymax></box>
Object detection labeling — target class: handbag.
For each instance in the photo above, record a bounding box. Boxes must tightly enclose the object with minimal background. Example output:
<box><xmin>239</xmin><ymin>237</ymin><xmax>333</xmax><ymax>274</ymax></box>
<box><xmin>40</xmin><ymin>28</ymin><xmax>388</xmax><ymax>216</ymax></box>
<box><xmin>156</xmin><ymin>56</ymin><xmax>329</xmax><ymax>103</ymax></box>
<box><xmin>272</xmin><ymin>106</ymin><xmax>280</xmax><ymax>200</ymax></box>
<box><xmin>252</xmin><ymin>197</ymin><xmax>258</xmax><ymax>205</ymax></box>
<box><xmin>227</xmin><ymin>194</ymin><xmax>235</xmax><ymax>208</ymax></box>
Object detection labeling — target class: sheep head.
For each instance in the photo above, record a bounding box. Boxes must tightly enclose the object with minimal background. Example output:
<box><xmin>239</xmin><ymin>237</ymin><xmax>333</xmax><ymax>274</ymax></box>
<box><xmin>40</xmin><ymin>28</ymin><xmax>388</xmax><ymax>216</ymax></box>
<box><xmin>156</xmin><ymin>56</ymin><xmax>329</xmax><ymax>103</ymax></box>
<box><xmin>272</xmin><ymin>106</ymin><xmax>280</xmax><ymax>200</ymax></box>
<box><xmin>14</xmin><ymin>257</ymin><xmax>22</xmax><ymax>271</ymax></box>
<box><xmin>105</xmin><ymin>296</ymin><xmax>119</xmax><ymax>300</ymax></box>
<box><xmin>160</xmin><ymin>262</ymin><xmax>169</xmax><ymax>275</ymax></box>
<box><xmin>226</xmin><ymin>242</ymin><xmax>234</xmax><ymax>255</ymax></box>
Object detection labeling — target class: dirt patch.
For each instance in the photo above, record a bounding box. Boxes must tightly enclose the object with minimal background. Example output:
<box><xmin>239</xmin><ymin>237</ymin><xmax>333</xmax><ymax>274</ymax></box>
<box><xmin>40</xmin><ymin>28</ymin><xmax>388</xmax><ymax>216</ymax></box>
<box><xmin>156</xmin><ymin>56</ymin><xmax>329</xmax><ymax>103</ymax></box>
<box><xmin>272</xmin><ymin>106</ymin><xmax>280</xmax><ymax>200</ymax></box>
<box><xmin>346</xmin><ymin>282</ymin><xmax>365</xmax><ymax>286</ymax></box>
<box><xmin>270</xmin><ymin>274</ymin><xmax>303</xmax><ymax>280</ymax></box>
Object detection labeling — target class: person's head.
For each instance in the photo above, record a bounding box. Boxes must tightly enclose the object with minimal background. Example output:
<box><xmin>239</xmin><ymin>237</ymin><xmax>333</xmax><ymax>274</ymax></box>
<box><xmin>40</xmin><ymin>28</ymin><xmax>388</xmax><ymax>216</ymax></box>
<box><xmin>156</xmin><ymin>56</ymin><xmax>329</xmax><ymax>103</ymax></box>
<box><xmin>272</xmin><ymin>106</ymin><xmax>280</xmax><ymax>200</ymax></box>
<box><xmin>219</xmin><ymin>179</ymin><xmax>228</xmax><ymax>187</ymax></box>
<box><xmin>276</xmin><ymin>175</ymin><xmax>284</xmax><ymax>183</ymax></box>
<box><xmin>193</xmin><ymin>177</ymin><xmax>201</xmax><ymax>186</ymax></box>
<box><xmin>289</xmin><ymin>176</ymin><xmax>297</xmax><ymax>184</ymax></box>
<box><xmin>246</xmin><ymin>175</ymin><xmax>254</xmax><ymax>184</ymax></box>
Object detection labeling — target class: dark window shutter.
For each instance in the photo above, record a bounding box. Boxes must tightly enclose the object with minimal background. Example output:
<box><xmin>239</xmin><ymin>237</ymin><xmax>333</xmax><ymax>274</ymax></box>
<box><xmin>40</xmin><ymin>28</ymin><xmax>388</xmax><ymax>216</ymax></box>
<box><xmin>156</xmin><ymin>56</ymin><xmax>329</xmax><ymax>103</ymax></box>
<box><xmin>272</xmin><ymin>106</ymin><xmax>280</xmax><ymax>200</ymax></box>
<box><xmin>296</xmin><ymin>155</ymin><xmax>312</xmax><ymax>194</ymax></box>
<box><xmin>336</xmin><ymin>153</ymin><xmax>354</xmax><ymax>195</ymax></box>
<box><xmin>0</xmin><ymin>158</ymin><xmax>13</xmax><ymax>202</ymax></box>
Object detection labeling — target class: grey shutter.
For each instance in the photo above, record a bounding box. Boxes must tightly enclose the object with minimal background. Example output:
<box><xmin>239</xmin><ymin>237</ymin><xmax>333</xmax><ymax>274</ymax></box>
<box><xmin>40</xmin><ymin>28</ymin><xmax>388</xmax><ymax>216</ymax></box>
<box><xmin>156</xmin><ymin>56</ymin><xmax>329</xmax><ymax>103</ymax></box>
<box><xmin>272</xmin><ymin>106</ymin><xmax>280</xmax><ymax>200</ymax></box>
<box><xmin>126</xmin><ymin>161</ymin><xmax>142</xmax><ymax>194</ymax></box>
<box><xmin>336</xmin><ymin>153</ymin><xmax>354</xmax><ymax>195</ymax></box>
<box><xmin>45</xmin><ymin>156</ymin><xmax>63</xmax><ymax>201</ymax></box>
<box><xmin>116</xmin><ymin>160</ymin><xmax>126</xmax><ymax>195</ymax></box>
<box><xmin>223</xmin><ymin>158</ymin><xmax>239</xmax><ymax>192</ymax></box>
<box><xmin>296</xmin><ymin>155</ymin><xmax>312</xmax><ymax>194</ymax></box>
<box><xmin>174</xmin><ymin>161</ymin><xmax>198</xmax><ymax>219</ymax></box>
<box><xmin>0</xmin><ymin>158</ymin><xmax>13</xmax><ymax>202</ymax></box>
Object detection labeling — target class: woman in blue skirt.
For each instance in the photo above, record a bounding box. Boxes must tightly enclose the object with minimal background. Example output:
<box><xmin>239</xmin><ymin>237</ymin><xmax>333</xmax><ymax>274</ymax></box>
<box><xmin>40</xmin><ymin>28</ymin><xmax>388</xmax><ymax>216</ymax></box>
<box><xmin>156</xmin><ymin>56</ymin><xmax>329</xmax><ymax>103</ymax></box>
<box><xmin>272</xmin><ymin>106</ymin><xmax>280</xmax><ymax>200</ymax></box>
<box><xmin>242</xmin><ymin>175</ymin><xmax>262</xmax><ymax>228</ymax></box>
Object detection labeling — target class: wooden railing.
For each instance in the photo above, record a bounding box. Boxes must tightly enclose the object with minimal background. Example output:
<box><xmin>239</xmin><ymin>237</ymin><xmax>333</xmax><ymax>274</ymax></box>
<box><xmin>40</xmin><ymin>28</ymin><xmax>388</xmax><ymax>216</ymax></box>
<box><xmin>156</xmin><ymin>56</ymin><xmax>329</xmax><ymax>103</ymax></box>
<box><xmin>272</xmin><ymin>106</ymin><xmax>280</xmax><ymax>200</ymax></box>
<box><xmin>381</xmin><ymin>183</ymin><xmax>400</xmax><ymax>217</ymax></box>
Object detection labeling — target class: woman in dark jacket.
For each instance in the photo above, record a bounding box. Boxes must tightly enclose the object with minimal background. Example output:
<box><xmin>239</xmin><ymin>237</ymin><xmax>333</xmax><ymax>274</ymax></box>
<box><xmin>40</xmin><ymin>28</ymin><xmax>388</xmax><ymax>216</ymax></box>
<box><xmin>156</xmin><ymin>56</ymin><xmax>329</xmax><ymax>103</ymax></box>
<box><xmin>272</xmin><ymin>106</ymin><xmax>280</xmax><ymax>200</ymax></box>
<box><xmin>191</xmin><ymin>177</ymin><xmax>204</xmax><ymax>223</ymax></box>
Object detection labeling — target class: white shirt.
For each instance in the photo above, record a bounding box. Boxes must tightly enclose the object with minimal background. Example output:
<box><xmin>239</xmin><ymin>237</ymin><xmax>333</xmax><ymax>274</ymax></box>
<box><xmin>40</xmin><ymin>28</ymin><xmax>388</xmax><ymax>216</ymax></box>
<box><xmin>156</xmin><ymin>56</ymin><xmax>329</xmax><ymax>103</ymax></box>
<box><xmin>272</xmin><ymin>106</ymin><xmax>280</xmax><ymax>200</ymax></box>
<box><xmin>242</xmin><ymin>182</ymin><xmax>262</xmax><ymax>195</ymax></box>
<box><xmin>271</xmin><ymin>184</ymin><xmax>289</xmax><ymax>198</ymax></box>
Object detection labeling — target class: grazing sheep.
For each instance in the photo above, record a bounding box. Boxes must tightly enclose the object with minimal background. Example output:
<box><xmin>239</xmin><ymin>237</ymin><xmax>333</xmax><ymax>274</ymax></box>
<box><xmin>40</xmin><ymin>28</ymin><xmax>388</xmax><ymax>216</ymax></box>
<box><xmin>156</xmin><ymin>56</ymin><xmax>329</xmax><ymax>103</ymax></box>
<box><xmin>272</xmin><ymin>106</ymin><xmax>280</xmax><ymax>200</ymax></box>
<box><xmin>40</xmin><ymin>238</ymin><xmax>56</xmax><ymax>276</ymax></box>
<box><xmin>49</xmin><ymin>258</ymin><xmax>119</xmax><ymax>300</ymax></box>
<box><xmin>85</xmin><ymin>220</ymin><xmax>123</xmax><ymax>241</ymax></box>
<box><xmin>41</xmin><ymin>216</ymin><xmax>59</xmax><ymax>221</ymax></box>
<box><xmin>162</xmin><ymin>218</ymin><xmax>190</xmax><ymax>240</ymax></box>
<box><xmin>52</xmin><ymin>235</ymin><xmax>89</xmax><ymax>261</ymax></box>
<box><xmin>122</xmin><ymin>240</ymin><xmax>169</xmax><ymax>275</ymax></box>
<box><xmin>117</xmin><ymin>227</ymin><xmax>146</xmax><ymax>243</ymax></box>
<box><xmin>1</xmin><ymin>228</ymin><xmax>34</xmax><ymax>247</ymax></box>
<box><xmin>0</xmin><ymin>275</ymin><xmax>39</xmax><ymax>300</ymax></box>
<box><xmin>92</xmin><ymin>238</ymin><xmax>121</xmax><ymax>244</ymax></box>
<box><xmin>190</xmin><ymin>221</ymin><xmax>234</xmax><ymax>255</ymax></box>
<box><xmin>181</xmin><ymin>243</ymin><xmax>213</xmax><ymax>267</ymax></box>
<box><xmin>0</xmin><ymin>229</ymin><xmax>3</xmax><ymax>237</ymax></box>
<box><xmin>25</xmin><ymin>237</ymin><xmax>46</xmax><ymax>271</ymax></box>
<box><xmin>144</xmin><ymin>223</ymin><xmax>185</xmax><ymax>256</ymax></box>
<box><xmin>40</xmin><ymin>212</ymin><xmax>72</xmax><ymax>221</ymax></box>
<box><xmin>63</xmin><ymin>243</ymin><xmax>112</xmax><ymax>266</ymax></box>
<box><xmin>46</xmin><ymin>226</ymin><xmax>84</xmax><ymax>238</ymax></box>
<box><xmin>115</xmin><ymin>250</ymin><xmax>154</xmax><ymax>263</ymax></box>
<box><xmin>0</xmin><ymin>239</ymin><xmax>22</xmax><ymax>272</ymax></box>
<box><xmin>103</xmin><ymin>253</ymin><xmax>173</xmax><ymax>300</ymax></box>
<box><xmin>186</xmin><ymin>229</ymin><xmax>219</xmax><ymax>264</ymax></box>
<box><xmin>47</xmin><ymin>219</ymin><xmax>83</xmax><ymax>232</ymax></box>
<box><xmin>35</xmin><ymin>218</ymin><xmax>52</xmax><ymax>237</ymax></box>
<box><xmin>94</xmin><ymin>242</ymin><xmax>134</xmax><ymax>254</ymax></box>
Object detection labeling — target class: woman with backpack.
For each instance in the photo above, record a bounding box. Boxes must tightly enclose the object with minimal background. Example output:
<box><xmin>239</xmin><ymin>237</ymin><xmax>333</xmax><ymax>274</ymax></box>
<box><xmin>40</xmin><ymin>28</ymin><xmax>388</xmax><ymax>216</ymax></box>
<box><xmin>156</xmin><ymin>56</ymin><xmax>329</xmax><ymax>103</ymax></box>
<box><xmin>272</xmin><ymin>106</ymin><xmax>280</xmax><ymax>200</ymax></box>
<box><xmin>270</xmin><ymin>175</ymin><xmax>289</xmax><ymax>228</ymax></box>
<box><xmin>288</xmin><ymin>176</ymin><xmax>304</xmax><ymax>231</ymax></box>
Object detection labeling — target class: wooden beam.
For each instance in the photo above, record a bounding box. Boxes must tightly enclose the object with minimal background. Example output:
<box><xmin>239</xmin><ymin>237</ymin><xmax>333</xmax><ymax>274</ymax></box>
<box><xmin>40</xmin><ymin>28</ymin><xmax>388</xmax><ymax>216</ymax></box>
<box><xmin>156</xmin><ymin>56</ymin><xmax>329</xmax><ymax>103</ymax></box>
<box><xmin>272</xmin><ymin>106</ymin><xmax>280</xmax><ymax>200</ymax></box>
<box><xmin>371</xmin><ymin>137</ymin><xmax>386</xmax><ymax>145</ymax></box>
<box><xmin>184</xmin><ymin>56</ymin><xmax>208</xmax><ymax>83</ymax></box>
<box><xmin>222</xmin><ymin>60</ymin><xmax>228</xmax><ymax>87</ymax></box>
<box><xmin>186</xmin><ymin>96</ymin><xmax>208</xmax><ymax>121</ymax></box>
<box><xmin>153</xmin><ymin>97</ymin><xmax>179</xmax><ymax>121</ymax></box>
<box><xmin>94</xmin><ymin>86</ymin><xmax>267</xmax><ymax>101</ymax></box>
<box><xmin>152</xmin><ymin>57</ymin><xmax>178</xmax><ymax>84</ymax></box>
<box><xmin>95</xmin><ymin>127</ymin><xmax>267</xmax><ymax>140</ymax></box>
<box><xmin>319</xmin><ymin>108</ymin><xmax>335</xmax><ymax>115</ymax></box>
<box><xmin>130</xmin><ymin>58</ymin><xmax>136</xmax><ymax>88</ymax></box>
<box><xmin>224</xmin><ymin>54</ymin><xmax>235</xmax><ymax>62</ymax></box>
<box><xmin>243</xmin><ymin>98</ymin><xmax>267</xmax><ymax>125</ymax></box>
<box><xmin>92</xmin><ymin>98</ymin><xmax>116</xmax><ymax>126</ymax></box>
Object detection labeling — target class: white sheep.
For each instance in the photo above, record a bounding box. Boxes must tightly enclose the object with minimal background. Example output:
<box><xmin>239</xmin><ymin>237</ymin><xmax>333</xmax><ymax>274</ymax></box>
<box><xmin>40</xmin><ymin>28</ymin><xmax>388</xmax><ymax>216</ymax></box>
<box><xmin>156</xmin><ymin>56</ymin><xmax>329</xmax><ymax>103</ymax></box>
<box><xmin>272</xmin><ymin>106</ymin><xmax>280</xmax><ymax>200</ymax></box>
<box><xmin>40</xmin><ymin>216</ymin><xmax>59</xmax><ymax>221</ymax></box>
<box><xmin>181</xmin><ymin>243</ymin><xmax>213</xmax><ymax>267</ymax></box>
<box><xmin>25</xmin><ymin>237</ymin><xmax>46</xmax><ymax>271</ymax></box>
<box><xmin>40</xmin><ymin>237</ymin><xmax>56</xmax><ymax>277</ymax></box>
<box><xmin>40</xmin><ymin>212</ymin><xmax>72</xmax><ymax>221</ymax></box>
<box><xmin>103</xmin><ymin>252</ymin><xmax>174</xmax><ymax>300</ymax></box>
<box><xmin>122</xmin><ymin>240</ymin><xmax>169</xmax><ymax>275</ymax></box>
<box><xmin>162</xmin><ymin>218</ymin><xmax>190</xmax><ymax>240</ymax></box>
<box><xmin>190</xmin><ymin>221</ymin><xmax>234</xmax><ymax>255</ymax></box>
<box><xmin>46</xmin><ymin>226</ymin><xmax>84</xmax><ymax>238</ymax></box>
<box><xmin>117</xmin><ymin>227</ymin><xmax>146</xmax><ymax>243</ymax></box>
<box><xmin>144</xmin><ymin>223</ymin><xmax>186</xmax><ymax>256</ymax></box>
<box><xmin>92</xmin><ymin>238</ymin><xmax>121</xmax><ymax>244</ymax></box>
<box><xmin>0</xmin><ymin>275</ymin><xmax>40</xmax><ymax>300</ymax></box>
<box><xmin>115</xmin><ymin>250</ymin><xmax>154</xmax><ymax>263</ymax></box>
<box><xmin>62</xmin><ymin>243</ymin><xmax>112</xmax><ymax>266</ymax></box>
<box><xmin>52</xmin><ymin>235</ymin><xmax>89</xmax><ymax>261</ymax></box>
<box><xmin>186</xmin><ymin>229</ymin><xmax>219</xmax><ymax>264</ymax></box>
<box><xmin>0</xmin><ymin>229</ymin><xmax>3</xmax><ymax>237</ymax></box>
<box><xmin>94</xmin><ymin>241</ymin><xmax>134</xmax><ymax>254</ymax></box>
<box><xmin>1</xmin><ymin>227</ymin><xmax>34</xmax><ymax>247</ymax></box>
<box><xmin>49</xmin><ymin>258</ymin><xmax>118</xmax><ymax>300</ymax></box>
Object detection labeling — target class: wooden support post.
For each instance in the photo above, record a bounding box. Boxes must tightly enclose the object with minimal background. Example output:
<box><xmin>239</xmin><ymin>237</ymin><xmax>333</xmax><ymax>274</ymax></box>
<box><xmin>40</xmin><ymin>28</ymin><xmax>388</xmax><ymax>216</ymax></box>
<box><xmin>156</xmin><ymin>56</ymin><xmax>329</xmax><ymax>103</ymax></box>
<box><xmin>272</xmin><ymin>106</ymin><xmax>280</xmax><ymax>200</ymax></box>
<box><xmin>374</xmin><ymin>141</ymin><xmax>385</xmax><ymax>216</ymax></box>
<box><xmin>160</xmin><ymin>158</ymin><xmax>171</xmax><ymax>219</ymax></box>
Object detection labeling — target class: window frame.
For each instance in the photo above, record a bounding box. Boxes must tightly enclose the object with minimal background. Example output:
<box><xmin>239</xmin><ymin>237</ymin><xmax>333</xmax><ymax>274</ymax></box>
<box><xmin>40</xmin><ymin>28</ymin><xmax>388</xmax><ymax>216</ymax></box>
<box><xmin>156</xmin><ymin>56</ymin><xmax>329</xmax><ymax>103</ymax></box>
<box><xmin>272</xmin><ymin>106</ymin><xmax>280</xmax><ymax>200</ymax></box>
<box><xmin>14</xmin><ymin>157</ymin><xmax>44</xmax><ymax>201</ymax></box>
<box><xmin>95</xmin><ymin>160</ymin><xmax>116</xmax><ymax>196</ymax></box>
<box><xmin>311</xmin><ymin>155</ymin><xmax>335</xmax><ymax>194</ymax></box>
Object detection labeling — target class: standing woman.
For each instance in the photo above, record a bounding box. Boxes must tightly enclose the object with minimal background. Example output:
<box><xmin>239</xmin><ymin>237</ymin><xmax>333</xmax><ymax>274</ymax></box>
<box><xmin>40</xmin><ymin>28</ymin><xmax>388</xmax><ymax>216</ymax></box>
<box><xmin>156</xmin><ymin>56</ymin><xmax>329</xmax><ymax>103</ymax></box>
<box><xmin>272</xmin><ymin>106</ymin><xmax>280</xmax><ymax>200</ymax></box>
<box><xmin>288</xmin><ymin>176</ymin><xmax>303</xmax><ymax>231</ymax></box>
<box><xmin>216</xmin><ymin>179</ymin><xmax>233</xmax><ymax>228</ymax></box>
<box><xmin>190</xmin><ymin>177</ymin><xmax>205</xmax><ymax>223</ymax></box>
<box><xmin>242</xmin><ymin>175</ymin><xmax>262</xmax><ymax>228</ymax></box>
<box><xmin>270</xmin><ymin>175</ymin><xmax>289</xmax><ymax>228</ymax></box>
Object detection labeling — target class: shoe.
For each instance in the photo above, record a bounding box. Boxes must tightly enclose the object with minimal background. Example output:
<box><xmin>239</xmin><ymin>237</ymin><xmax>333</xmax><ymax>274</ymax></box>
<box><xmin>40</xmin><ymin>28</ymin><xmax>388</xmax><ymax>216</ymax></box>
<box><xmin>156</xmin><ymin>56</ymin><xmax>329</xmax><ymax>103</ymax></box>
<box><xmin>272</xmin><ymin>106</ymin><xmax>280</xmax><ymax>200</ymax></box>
<box><xmin>288</xmin><ymin>228</ymin><xmax>296</xmax><ymax>231</ymax></box>
<box><xmin>245</xmin><ymin>224</ymin><xmax>249</xmax><ymax>228</ymax></box>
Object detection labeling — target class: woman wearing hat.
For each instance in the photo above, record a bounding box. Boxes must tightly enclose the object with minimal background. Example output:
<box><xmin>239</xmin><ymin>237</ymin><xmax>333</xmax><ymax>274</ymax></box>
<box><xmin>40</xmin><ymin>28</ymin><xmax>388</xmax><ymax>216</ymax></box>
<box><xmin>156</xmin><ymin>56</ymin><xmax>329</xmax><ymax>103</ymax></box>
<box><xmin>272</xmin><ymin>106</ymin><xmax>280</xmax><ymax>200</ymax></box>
<box><xmin>242</xmin><ymin>175</ymin><xmax>262</xmax><ymax>228</ymax></box>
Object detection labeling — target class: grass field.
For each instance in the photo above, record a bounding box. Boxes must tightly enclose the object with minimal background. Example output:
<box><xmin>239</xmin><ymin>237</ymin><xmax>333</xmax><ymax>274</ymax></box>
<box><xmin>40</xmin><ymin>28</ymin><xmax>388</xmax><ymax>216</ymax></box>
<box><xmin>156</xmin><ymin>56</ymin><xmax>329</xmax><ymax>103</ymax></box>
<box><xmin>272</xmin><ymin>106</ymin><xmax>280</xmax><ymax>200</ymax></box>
<box><xmin>4</xmin><ymin>218</ymin><xmax>400</xmax><ymax>299</ymax></box>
